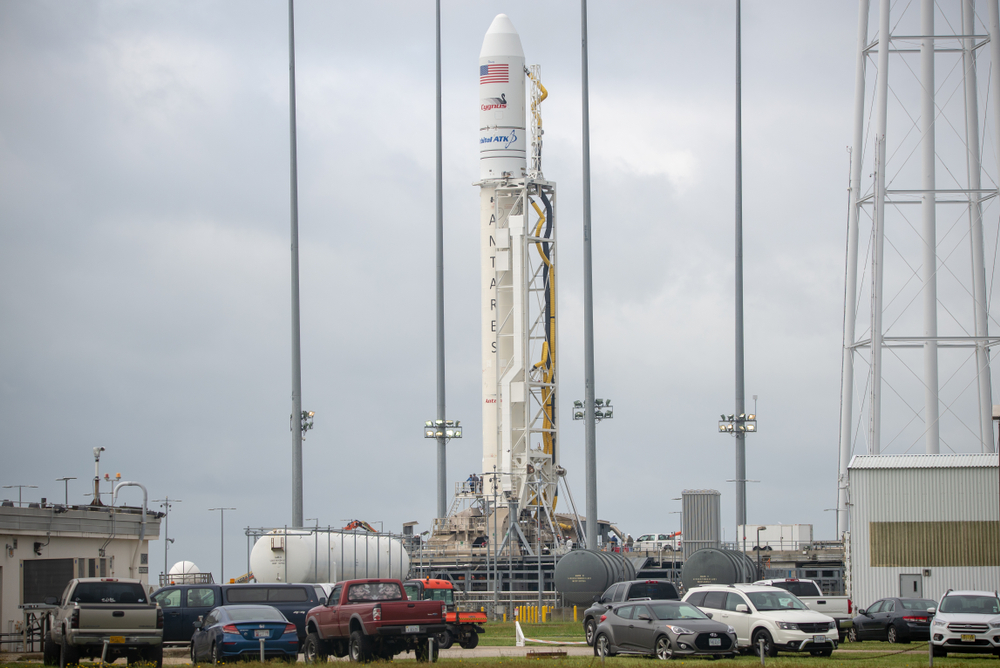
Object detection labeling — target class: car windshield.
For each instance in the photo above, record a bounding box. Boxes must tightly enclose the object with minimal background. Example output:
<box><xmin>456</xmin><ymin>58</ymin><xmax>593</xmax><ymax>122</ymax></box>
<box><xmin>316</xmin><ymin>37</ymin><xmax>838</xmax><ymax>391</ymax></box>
<box><xmin>225</xmin><ymin>607</ymin><xmax>286</xmax><ymax>622</ymax></box>
<box><xmin>747</xmin><ymin>590</ymin><xmax>807</xmax><ymax>611</ymax></box>
<box><xmin>71</xmin><ymin>582</ymin><xmax>146</xmax><ymax>604</ymax></box>
<box><xmin>649</xmin><ymin>602</ymin><xmax>708</xmax><ymax>620</ymax></box>
<box><xmin>900</xmin><ymin>599</ymin><xmax>937</xmax><ymax>611</ymax></box>
<box><xmin>939</xmin><ymin>595</ymin><xmax>1000</xmax><ymax>614</ymax></box>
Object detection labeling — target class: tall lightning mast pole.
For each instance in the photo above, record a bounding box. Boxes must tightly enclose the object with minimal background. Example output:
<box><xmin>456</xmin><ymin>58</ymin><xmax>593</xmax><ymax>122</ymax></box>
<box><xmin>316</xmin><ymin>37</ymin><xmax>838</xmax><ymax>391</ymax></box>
<box><xmin>434</xmin><ymin>0</ymin><xmax>448</xmax><ymax>520</ymax></box>
<box><xmin>580</xmin><ymin>0</ymin><xmax>598</xmax><ymax>552</ymax></box>
<box><xmin>733</xmin><ymin>0</ymin><xmax>747</xmax><ymax>532</ymax></box>
<box><xmin>288</xmin><ymin>0</ymin><xmax>304</xmax><ymax>528</ymax></box>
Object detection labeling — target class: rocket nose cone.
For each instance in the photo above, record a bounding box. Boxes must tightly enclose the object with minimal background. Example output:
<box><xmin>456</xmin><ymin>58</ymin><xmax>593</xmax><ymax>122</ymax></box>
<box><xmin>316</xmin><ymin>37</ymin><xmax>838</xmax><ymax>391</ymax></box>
<box><xmin>480</xmin><ymin>13</ymin><xmax>524</xmax><ymax>59</ymax></box>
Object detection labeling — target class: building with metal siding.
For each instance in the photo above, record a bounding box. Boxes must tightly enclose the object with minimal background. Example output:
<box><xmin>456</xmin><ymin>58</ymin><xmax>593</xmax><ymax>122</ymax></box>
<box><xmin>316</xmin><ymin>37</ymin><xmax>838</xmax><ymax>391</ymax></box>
<box><xmin>681</xmin><ymin>489</ymin><xmax>721</xmax><ymax>561</ymax></box>
<box><xmin>847</xmin><ymin>454</ymin><xmax>999</xmax><ymax>609</ymax></box>
<box><xmin>0</xmin><ymin>503</ymin><xmax>159</xmax><ymax>650</ymax></box>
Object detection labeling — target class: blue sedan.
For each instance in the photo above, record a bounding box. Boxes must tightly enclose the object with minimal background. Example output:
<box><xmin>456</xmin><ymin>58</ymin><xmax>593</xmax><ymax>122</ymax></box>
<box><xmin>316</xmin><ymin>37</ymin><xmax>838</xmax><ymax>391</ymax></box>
<box><xmin>191</xmin><ymin>605</ymin><xmax>298</xmax><ymax>663</ymax></box>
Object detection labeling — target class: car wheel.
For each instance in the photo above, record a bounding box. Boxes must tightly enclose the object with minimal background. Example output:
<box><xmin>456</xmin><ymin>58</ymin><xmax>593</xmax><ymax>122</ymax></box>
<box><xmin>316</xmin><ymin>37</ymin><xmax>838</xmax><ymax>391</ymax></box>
<box><xmin>886</xmin><ymin>625</ymin><xmax>898</xmax><ymax>644</ymax></box>
<box><xmin>459</xmin><ymin>633</ymin><xmax>479</xmax><ymax>650</ymax></box>
<box><xmin>59</xmin><ymin>635</ymin><xmax>78</xmax><ymax>668</ymax></box>
<box><xmin>190</xmin><ymin>643</ymin><xmax>199</xmax><ymax>665</ymax></box>
<box><xmin>751</xmin><ymin>629</ymin><xmax>777</xmax><ymax>658</ymax></box>
<box><xmin>414</xmin><ymin>639</ymin><xmax>438</xmax><ymax>663</ymax></box>
<box><xmin>654</xmin><ymin>636</ymin><xmax>673</xmax><ymax>660</ymax></box>
<box><xmin>846</xmin><ymin>627</ymin><xmax>858</xmax><ymax>643</ymax></box>
<box><xmin>349</xmin><ymin>630</ymin><xmax>374</xmax><ymax>663</ymax></box>
<box><xmin>43</xmin><ymin>632</ymin><xmax>59</xmax><ymax>666</ymax></box>
<box><xmin>142</xmin><ymin>646</ymin><xmax>163</xmax><ymax>668</ymax></box>
<box><xmin>585</xmin><ymin>619</ymin><xmax>597</xmax><ymax>647</ymax></box>
<box><xmin>211</xmin><ymin>641</ymin><xmax>222</xmax><ymax>665</ymax></box>
<box><xmin>303</xmin><ymin>632</ymin><xmax>328</xmax><ymax>663</ymax></box>
<box><xmin>436</xmin><ymin>630</ymin><xmax>454</xmax><ymax>650</ymax></box>
<box><xmin>594</xmin><ymin>633</ymin><xmax>615</xmax><ymax>658</ymax></box>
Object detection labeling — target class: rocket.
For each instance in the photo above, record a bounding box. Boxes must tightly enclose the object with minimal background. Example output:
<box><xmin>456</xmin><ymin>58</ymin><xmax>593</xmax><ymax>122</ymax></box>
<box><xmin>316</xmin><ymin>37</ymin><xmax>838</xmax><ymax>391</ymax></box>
<box><xmin>480</xmin><ymin>14</ymin><xmax>526</xmax><ymax>482</ymax></box>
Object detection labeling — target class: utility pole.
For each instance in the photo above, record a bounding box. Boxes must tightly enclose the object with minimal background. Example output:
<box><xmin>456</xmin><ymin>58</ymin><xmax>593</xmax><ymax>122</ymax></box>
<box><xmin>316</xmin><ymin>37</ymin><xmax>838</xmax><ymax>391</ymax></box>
<box><xmin>209</xmin><ymin>507</ymin><xmax>236</xmax><ymax>583</ymax></box>
<box><xmin>153</xmin><ymin>497</ymin><xmax>181</xmax><ymax>579</ymax></box>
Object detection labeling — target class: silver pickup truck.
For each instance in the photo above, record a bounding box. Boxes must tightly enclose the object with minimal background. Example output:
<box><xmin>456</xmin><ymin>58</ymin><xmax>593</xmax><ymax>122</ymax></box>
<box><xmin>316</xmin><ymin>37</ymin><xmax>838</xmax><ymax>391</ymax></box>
<box><xmin>755</xmin><ymin>578</ymin><xmax>853</xmax><ymax>642</ymax></box>
<box><xmin>44</xmin><ymin>577</ymin><xmax>163</xmax><ymax>668</ymax></box>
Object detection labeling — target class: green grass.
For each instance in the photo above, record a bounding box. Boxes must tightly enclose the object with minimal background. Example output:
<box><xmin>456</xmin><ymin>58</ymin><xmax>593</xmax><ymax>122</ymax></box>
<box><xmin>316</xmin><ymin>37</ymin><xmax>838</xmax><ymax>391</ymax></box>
<box><xmin>481</xmin><ymin>621</ymin><xmax>587</xmax><ymax>646</ymax></box>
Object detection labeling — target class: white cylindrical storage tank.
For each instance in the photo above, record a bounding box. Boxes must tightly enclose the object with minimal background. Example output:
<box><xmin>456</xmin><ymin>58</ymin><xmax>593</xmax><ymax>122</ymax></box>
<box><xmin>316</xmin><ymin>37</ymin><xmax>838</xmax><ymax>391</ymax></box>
<box><xmin>168</xmin><ymin>560</ymin><xmax>200</xmax><ymax>576</ymax></box>
<box><xmin>249</xmin><ymin>530</ymin><xmax>410</xmax><ymax>584</ymax></box>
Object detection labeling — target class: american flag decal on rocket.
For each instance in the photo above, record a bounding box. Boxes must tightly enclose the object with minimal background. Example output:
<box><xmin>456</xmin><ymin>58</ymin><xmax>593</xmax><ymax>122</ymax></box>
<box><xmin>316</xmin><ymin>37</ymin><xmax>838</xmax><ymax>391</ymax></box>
<box><xmin>480</xmin><ymin>64</ymin><xmax>508</xmax><ymax>84</ymax></box>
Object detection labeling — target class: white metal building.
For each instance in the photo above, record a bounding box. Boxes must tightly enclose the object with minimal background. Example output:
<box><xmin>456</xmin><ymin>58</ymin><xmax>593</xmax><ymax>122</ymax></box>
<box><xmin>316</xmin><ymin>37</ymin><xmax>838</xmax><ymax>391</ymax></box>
<box><xmin>0</xmin><ymin>502</ymin><xmax>159</xmax><ymax>646</ymax></box>
<box><xmin>847</xmin><ymin>454</ymin><xmax>999</xmax><ymax>608</ymax></box>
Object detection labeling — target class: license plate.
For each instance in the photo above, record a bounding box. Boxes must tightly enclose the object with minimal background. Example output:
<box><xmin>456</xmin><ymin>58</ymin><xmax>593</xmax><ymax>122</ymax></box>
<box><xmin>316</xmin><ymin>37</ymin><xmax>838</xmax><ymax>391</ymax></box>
<box><xmin>254</xmin><ymin>630</ymin><xmax>270</xmax><ymax>638</ymax></box>
<box><xmin>109</xmin><ymin>636</ymin><xmax>125</xmax><ymax>644</ymax></box>
<box><xmin>709</xmin><ymin>638</ymin><xmax>721</xmax><ymax>646</ymax></box>
<box><xmin>961</xmin><ymin>634</ymin><xmax>975</xmax><ymax>642</ymax></box>
<box><xmin>813</xmin><ymin>635</ymin><xmax>827</xmax><ymax>644</ymax></box>
<box><xmin>405</xmin><ymin>625</ymin><xmax>420</xmax><ymax>634</ymax></box>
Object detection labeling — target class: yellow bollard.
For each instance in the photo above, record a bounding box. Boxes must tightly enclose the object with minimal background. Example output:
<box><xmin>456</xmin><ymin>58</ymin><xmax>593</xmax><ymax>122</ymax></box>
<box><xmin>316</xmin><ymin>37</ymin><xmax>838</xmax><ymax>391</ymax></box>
<box><xmin>574</xmin><ymin>605</ymin><xmax>578</xmax><ymax>622</ymax></box>
<box><xmin>543</xmin><ymin>605</ymin><xmax>547</xmax><ymax>623</ymax></box>
<box><xmin>503</xmin><ymin>612</ymin><xmax>507</xmax><ymax>622</ymax></box>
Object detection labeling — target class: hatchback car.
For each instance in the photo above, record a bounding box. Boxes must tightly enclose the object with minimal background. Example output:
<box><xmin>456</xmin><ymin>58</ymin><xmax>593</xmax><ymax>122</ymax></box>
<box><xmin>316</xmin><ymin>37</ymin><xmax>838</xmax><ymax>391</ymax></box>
<box><xmin>190</xmin><ymin>605</ymin><xmax>298</xmax><ymax>663</ymax></box>
<box><xmin>592</xmin><ymin>600</ymin><xmax>737</xmax><ymax>660</ymax></box>
<box><xmin>848</xmin><ymin>597</ymin><xmax>936</xmax><ymax>643</ymax></box>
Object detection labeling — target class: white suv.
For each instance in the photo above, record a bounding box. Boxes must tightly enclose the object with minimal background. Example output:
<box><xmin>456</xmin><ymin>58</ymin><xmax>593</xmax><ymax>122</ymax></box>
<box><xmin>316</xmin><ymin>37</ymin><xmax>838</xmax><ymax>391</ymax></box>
<box><xmin>931</xmin><ymin>589</ymin><xmax>1000</xmax><ymax>657</ymax></box>
<box><xmin>683</xmin><ymin>584</ymin><xmax>838</xmax><ymax>657</ymax></box>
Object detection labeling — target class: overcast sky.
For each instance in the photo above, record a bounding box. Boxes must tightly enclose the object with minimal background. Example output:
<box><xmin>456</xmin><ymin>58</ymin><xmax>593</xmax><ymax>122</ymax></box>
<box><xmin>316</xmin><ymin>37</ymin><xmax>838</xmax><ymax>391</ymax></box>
<box><xmin>3</xmin><ymin>1</ymin><xmax>996</xmax><ymax>582</ymax></box>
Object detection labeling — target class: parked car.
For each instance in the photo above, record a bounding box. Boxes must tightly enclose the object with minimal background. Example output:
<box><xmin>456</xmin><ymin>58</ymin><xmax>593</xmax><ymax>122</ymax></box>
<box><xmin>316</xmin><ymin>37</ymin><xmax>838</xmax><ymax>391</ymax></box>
<box><xmin>582</xmin><ymin>579</ymin><xmax>680</xmax><ymax>646</ymax></box>
<box><xmin>754</xmin><ymin>578</ymin><xmax>853</xmax><ymax>641</ymax></box>
<box><xmin>847</xmin><ymin>597</ymin><xmax>936</xmax><ymax>643</ymax></box>
<box><xmin>190</xmin><ymin>605</ymin><xmax>298</xmax><ymax>663</ymax></box>
<box><xmin>634</xmin><ymin>533</ymin><xmax>680</xmax><ymax>552</ymax></box>
<box><xmin>683</xmin><ymin>584</ymin><xmax>838</xmax><ymax>657</ymax></box>
<box><xmin>151</xmin><ymin>582</ymin><xmax>322</xmax><ymax>643</ymax></box>
<box><xmin>930</xmin><ymin>589</ymin><xmax>1000</xmax><ymax>657</ymax></box>
<box><xmin>592</xmin><ymin>599</ymin><xmax>737</xmax><ymax>659</ymax></box>
<box><xmin>45</xmin><ymin>578</ymin><xmax>162</xmax><ymax>668</ymax></box>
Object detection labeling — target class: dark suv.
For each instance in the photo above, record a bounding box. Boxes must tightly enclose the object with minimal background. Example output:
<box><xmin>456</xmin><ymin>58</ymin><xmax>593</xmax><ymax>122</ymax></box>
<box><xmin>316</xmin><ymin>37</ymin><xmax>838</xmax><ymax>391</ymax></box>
<box><xmin>582</xmin><ymin>579</ymin><xmax>680</xmax><ymax>646</ymax></box>
<box><xmin>151</xmin><ymin>582</ymin><xmax>324</xmax><ymax>643</ymax></box>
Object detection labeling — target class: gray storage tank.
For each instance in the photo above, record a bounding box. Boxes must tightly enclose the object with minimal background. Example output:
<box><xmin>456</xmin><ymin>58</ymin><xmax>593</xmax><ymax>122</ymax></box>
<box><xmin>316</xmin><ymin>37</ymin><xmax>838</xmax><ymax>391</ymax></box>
<box><xmin>680</xmin><ymin>548</ymin><xmax>758</xmax><ymax>591</ymax></box>
<box><xmin>554</xmin><ymin>549</ymin><xmax>636</xmax><ymax>606</ymax></box>
<box><xmin>681</xmin><ymin>489</ymin><xmax>721</xmax><ymax>561</ymax></box>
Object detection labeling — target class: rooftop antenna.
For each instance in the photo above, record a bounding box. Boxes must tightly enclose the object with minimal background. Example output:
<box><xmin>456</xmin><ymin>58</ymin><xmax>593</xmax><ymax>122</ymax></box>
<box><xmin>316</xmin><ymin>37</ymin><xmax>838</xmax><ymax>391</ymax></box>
<box><xmin>56</xmin><ymin>477</ymin><xmax>76</xmax><ymax>506</ymax></box>
<box><xmin>90</xmin><ymin>447</ymin><xmax>106</xmax><ymax>506</ymax></box>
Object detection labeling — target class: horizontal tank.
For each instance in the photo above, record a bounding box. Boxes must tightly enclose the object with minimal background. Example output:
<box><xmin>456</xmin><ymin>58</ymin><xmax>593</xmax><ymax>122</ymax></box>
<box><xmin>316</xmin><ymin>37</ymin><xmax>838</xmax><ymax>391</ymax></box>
<box><xmin>250</xmin><ymin>530</ymin><xmax>410</xmax><ymax>584</ymax></box>
<box><xmin>554</xmin><ymin>549</ymin><xmax>636</xmax><ymax>606</ymax></box>
<box><xmin>681</xmin><ymin>548</ymin><xmax>757</xmax><ymax>591</ymax></box>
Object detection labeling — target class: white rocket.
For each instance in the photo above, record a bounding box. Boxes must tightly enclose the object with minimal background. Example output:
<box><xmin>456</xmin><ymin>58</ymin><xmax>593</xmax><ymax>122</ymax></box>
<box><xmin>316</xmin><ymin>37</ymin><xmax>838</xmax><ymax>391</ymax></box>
<box><xmin>480</xmin><ymin>14</ymin><xmax>527</xmax><ymax>481</ymax></box>
<box><xmin>478</xmin><ymin>15</ymin><xmax>567</xmax><ymax>541</ymax></box>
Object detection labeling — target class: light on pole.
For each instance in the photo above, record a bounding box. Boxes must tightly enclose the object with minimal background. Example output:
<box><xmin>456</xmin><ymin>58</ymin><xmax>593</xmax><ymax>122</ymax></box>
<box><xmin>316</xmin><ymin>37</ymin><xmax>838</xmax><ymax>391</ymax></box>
<box><xmin>153</xmin><ymin>497</ymin><xmax>181</xmax><ymax>580</ymax></box>
<box><xmin>209</xmin><ymin>507</ymin><xmax>236</xmax><ymax>584</ymax></box>
<box><xmin>572</xmin><ymin>398</ymin><xmax>612</xmax><ymax>423</ymax></box>
<box><xmin>423</xmin><ymin>419</ymin><xmax>462</xmax><ymax>519</ymax></box>
<box><xmin>3</xmin><ymin>485</ymin><xmax>37</xmax><ymax>507</ymax></box>
<box><xmin>56</xmin><ymin>478</ymin><xmax>76</xmax><ymax>506</ymax></box>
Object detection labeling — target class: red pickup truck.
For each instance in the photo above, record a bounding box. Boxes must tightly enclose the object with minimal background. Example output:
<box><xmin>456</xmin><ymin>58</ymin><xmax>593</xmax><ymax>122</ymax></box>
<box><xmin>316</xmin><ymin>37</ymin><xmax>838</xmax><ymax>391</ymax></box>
<box><xmin>302</xmin><ymin>579</ymin><xmax>446</xmax><ymax>663</ymax></box>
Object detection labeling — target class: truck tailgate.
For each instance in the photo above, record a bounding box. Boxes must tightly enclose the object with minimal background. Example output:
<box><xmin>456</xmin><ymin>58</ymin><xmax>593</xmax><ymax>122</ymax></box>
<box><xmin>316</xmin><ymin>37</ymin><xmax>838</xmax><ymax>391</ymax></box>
<box><xmin>78</xmin><ymin>604</ymin><xmax>160</xmax><ymax>631</ymax></box>
<box><xmin>379</xmin><ymin>601</ymin><xmax>444</xmax><ymax>625</ymax></box>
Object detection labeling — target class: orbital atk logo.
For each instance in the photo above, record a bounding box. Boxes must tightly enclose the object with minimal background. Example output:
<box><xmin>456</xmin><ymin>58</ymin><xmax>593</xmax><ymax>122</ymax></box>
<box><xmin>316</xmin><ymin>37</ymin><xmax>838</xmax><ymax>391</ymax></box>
<box><xmin>481</xmin><ymin>93</ymin><xmax>507</xmax><ymax>111</ymax></box>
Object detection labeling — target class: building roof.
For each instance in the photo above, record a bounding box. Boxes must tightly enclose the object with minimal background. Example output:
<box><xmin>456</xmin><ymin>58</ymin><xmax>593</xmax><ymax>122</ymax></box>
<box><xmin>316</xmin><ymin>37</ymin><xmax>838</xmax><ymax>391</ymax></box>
<box><xmin>848</xmin><ymin>453</ymin><xmax>999</xmax><ymax>470</ymax></box>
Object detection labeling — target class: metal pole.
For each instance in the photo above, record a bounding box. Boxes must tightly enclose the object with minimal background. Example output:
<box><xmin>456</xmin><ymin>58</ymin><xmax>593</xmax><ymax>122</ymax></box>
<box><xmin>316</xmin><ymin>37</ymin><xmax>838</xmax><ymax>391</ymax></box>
<box><xmin>838</xmin><ymin>0</ymin><xmax>870</xmax><ymax>537</ymax></box>
<box><xmin>734</xmin><ymin>0</ymin><xmax>747</xmax><ymax>530</ymax></box>
<box><xmin>920</xmin><ymin>0</ymin><xmax>940</xmax><ymax>455</ymax></box>
<box><xmin>287</xmin><ymin>0</ymin><xmax>304</xmax><ymax>528</ymax></box>
<box><xmin>984</xmin><ymin>0</ymin><xmax>1000</xmax><ymax>455</ymax></box>
<box><xmin>434</xmin><ymin>0</ymin><xmax>448</xmax><ymax>519</ymax></box>
<box><xmin>965</xmin><ymin>0</ymin><xmax>994</xmax><ymax>453</ymax></box>
<box><xmin>870</xmin><ymin>0</ymin><xmax>891</xmax><ymax>455</ymax></box>
<box><xmin>580</xmin><ymin>0</ymin><xmax>598</xmax><ymax>553</ymax></box>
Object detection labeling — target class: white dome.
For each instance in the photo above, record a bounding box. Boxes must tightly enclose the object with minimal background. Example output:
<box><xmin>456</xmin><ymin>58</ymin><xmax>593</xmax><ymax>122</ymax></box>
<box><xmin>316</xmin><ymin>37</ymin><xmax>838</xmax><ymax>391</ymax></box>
<box><xmin>168</xmin><ymin>560</ymin><xmax>200</xmax><ymax>575</ymax></box>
